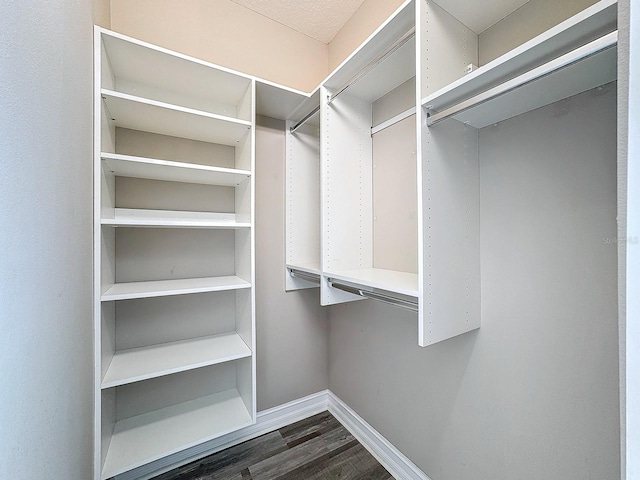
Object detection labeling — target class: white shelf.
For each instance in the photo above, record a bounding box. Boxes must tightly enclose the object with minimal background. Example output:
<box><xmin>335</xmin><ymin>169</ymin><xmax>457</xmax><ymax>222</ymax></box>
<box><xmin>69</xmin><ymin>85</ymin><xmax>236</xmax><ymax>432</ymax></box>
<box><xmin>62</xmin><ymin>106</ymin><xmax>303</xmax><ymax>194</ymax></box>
<box><xmin>101</xmin><ymin>89</ymin><xmax>251</xmax><ymax>146</ymax></box>
<box><xmin>102</xmin><ymin>153</ymin><xmax>250</xmax><ymax>187</ymax></box>
<box><xmin>286</xmin><ymin>262</ymin><xmax>321</xmax><ymax>276</ymax></box>
<box><xmin>422</xmin><ymin>0</ymin><xmax>617</xmax><ymax>125</ymax></box>
<box><xmin>102</xmin><ymin>332</ymin><xmax>251</xmax><ymax>388</ymax></box>
<box><xmin>101</xmin><ymin>276</ymin><xmax>251</xmax><ymax>301</ymax></box>
<box><xmin>101</xmin><ymin>208</ymin><xmax>251</xmax><ymax>229</ymax></box>
<box><xmin>101</xmin><ymin>29</ymin><xmax>252</xmax><ymax>116</ymax></box>
<box><xmin>327</xmin><ymin>268</ymin><xmax>418</xmax><ymax>297</ymax></box>
<box><xmin>323</xmin><ymin>0</ymin><xmax>414</xmax><ymax>101</ymax></box>
<box><xmin>101</xmin><ymin>388</ymin><xmax>252</xmax><ymax>479</ymax></box>
<box><xmin>429</xmin><ymin>33</ymin><xmax>617</xmax><ymax>128</ymax></box>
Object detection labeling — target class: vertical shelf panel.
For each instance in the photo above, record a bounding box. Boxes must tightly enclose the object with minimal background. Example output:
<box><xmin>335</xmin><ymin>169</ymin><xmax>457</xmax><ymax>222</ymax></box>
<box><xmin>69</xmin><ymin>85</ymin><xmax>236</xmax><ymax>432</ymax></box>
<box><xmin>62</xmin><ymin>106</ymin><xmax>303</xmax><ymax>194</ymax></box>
<box><xmin>285</xmin><ymin>118</ymin><xmax>321</xmax><ymax>291</ymax></box>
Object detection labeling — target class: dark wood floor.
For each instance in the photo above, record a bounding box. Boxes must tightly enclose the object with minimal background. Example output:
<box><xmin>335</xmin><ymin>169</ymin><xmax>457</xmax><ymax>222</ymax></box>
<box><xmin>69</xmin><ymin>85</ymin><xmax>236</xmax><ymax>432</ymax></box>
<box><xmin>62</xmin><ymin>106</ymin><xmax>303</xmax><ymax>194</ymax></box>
<box><xmin>151</xmin><ymin>411</ymin><xmax>393</xmax><ymax>480</ymax></box>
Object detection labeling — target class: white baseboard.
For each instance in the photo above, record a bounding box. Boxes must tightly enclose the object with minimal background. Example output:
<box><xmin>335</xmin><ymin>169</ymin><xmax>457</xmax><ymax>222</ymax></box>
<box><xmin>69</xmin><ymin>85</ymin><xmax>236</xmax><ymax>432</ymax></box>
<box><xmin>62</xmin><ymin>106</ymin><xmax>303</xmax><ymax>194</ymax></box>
<box><xmin>327</xmin><ymin>391</ymin><xmax>431</xmax><ymax>480</ymax></box>
<box><xmin>115</xmin><ymin>390</ymin><xmax>429</xmax><ymax>480</ymax></box>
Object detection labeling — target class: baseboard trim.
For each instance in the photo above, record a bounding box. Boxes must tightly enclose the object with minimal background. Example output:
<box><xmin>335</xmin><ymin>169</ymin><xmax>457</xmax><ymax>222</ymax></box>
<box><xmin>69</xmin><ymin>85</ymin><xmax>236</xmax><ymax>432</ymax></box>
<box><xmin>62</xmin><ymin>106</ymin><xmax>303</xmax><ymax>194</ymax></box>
<box><xmin>115</xmin><ymin>390</ymin><xmax>429</xmax><ymax>480</ymax></box>
<box><xmin>327</xmin><ymin>392</ymin><xmax>431</xmax><ymax>480</ymax></box>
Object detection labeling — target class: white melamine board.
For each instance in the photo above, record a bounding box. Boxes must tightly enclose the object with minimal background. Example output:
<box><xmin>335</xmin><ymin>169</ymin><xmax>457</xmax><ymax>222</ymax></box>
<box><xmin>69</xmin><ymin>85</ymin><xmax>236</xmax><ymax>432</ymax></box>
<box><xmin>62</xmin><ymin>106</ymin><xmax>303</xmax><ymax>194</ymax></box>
<box><xmin>420</xmin><ymin>117</ymin><xmax>480</xmax><ymax>346</ymax></box>
<box><xmin>102</xmin><ymin>333</ymin><xmax>251</xmax><ymax>388</ymax></box>
<box><xmin>322</xmin><ymin>93</ymin><xmax>373</xmax><ymax>273</ymax></box>
<box><xmin>102</xmin><ymin>153</ymin><xmax>250</xmax><ymax>187</ymax></box>
<box><xmin>289</xmin><ymin>89</ymin><xmax>321</xmax><ymax>123</ymax></box>
<box><xmin>255</xmin><ymin>80</ymin><xmax>308</xmax><ymax>119</ymax></box>
<box><xmin>101</xmin><ymin>276</ymin><xmax>251</xmax><ymax>301</ymax></box>
<box><xmin>324</xmin><ymin>0</ymin><xmax>414</xmax><ymax>93</ymax></box>
<box><xmin>102</xmin><ymin>90</ymin><xmax>251</xmax><ymax>146</ymax></box>
<box><xmin>342</xmin><ymin>39</ymin><xmax>416</xmax><ymax>103</ymax></box>
<box><xmin>101</xmin><ymin>29</ymin><xmax>251</xmax><ymax>117</ymax></box>
<box><xmin>286</xmin><ymin>263</ymin><xmax>321</xmax><ymax>292</ymax></box>
<box><xmin>101</xmin><ymin>389</ymin><xmax>252</xmax><ymax>479</ymax></box>
<box><xmin>419</xmin><ymin>0</ymin><xmax>478</xmax><ymax>99</ymax></box>
<box><xmin>422</xmin><ymin>0</ymin><xmax>617</xmax><ymax>109</ymax></box>
<box><xmin>327</xmin><ymin>268</ymin><xmax>419</xmax><ymax>297</ymax></box>
<box><xmin>101</xmin><ymin>208</ymin><xmax>250</xmax><ymax>229</ymax></box>
<box><xmin>286</xmin><ymin>262</ymin><xmax>322</xmax><ymax>275</ymax></box>
<box><xmin>286</xmin><ymin>121</ymin><xmax>320</xmax><ymax>271</ymax></box>
<box><xmin>437</xmin><ymin>40</ymin><xmax>618</xmax><ymax>128</ymax></box>
<box><xmin>321</xmin><ymin>88</ymin><xmax>373</xmax><ymax>306</ymax></box>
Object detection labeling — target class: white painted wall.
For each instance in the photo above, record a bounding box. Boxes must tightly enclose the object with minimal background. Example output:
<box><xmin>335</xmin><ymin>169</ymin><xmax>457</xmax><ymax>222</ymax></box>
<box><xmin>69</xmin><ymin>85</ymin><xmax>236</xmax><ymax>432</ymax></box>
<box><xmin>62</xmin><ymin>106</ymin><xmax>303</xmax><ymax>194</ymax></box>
<box><xmin>0</xmin><ymin>1</ymin><xmax>94</xmax><ymax>478</ymax></box>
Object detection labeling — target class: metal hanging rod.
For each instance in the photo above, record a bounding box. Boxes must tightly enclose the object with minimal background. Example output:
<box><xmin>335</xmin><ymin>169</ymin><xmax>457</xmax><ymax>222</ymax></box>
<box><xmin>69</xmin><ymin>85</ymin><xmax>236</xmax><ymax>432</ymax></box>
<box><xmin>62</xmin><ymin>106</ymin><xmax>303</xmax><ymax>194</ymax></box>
<box><xmin>327</xmin><ymin>27</ymin><xmax>416</xmax><ymax>106</ymax></box>
<box><xmin>427</xmin><ymin>31</ymin><xmax>617</xmax><ymax>126</ymax></box>
<box><xmin>289</xmin><ymin>268</ymin><xmax>321</xmax><ymax>284</ymax></box>
<box><xmin>329</xmin><ymin>280</ymin><xmax>418</xmax><ymax>312</ymax></box>
<box><xmin>289</xmin><ymin>106</ymin><xmax>321</xmax><ymax>133</ymax></box>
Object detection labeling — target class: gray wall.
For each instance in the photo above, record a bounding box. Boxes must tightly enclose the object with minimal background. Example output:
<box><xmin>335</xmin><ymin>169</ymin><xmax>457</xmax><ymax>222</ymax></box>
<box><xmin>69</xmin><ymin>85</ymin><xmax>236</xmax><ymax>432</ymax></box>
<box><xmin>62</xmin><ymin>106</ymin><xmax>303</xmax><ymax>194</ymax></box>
<box><xmin>329</xmin><ymin>85</ymin><xmax>620</xmax><ymax>479</ymax></box>
<box><xmin>255</xmin><ymin>115</ymin><xmax>329</xmax><ymax>410</ymax></box>
<box><xmin>0</xmin><ymin>0</ymin><xmax>94</xmax><ymax>478</ymax></box>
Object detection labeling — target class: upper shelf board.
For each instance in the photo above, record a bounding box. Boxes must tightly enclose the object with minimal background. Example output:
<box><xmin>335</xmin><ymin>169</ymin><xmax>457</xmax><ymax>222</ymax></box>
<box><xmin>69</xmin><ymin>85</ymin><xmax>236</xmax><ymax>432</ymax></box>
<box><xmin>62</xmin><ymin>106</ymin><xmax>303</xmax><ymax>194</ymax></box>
<box><xmin>255</xmin><ymin>80</ymin><xmax>309</xmax><ymax>119</ymax></box>
<box><xmin>323</xmin><ymin>0</ymin><xmax>415</xmax><ymax>101</ymax></box>
<box><xmin>430</xmin><ymin>31</ymin><xmax>617</xmax><ymax>129</ymax></box>
<box><xmin>422</xmin><ymin>0</ymin><xmax>617</xmax><ymax>112</ymax></box>
<box><xmin>102</xmin><ymin>90</ymin><xmax>251</xmax><ymax>146</ymax></box>
<box><xmin>102</xmin><ymin>153</ymin><xmax>251</xmax><ymax>187</ymax></box>
<box><xmin>100</xmin><ymin>29</ymin><xmax>252</xmax><ymax>111</ymax></box>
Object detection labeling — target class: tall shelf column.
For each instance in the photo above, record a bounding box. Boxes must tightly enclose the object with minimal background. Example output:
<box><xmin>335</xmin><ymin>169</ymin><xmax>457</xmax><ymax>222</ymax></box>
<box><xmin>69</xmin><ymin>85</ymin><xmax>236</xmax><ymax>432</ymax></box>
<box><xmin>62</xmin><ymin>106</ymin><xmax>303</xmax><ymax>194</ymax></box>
<box><xmin>93</xmin><ymin>28</ymin><xmax>256</xmax><ymax>480</ymax></box>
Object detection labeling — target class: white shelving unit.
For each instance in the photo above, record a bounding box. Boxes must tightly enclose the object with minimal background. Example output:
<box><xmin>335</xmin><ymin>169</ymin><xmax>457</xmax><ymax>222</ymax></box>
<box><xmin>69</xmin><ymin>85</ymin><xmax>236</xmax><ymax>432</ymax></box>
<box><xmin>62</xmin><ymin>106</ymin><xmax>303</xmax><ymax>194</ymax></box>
<box><xmin>416</xmin><ymin>0</ymin><xmax>618</xmax><ymax>345</ymax></box>
<box><xmin>320</xmin><ymin>0</ymin><xmax>418</xmax><ymax>307</ymax></box>
<box><xmin>278</xmin><ymin>0</ymin><xmax>619</xmax><ymax>348</ymax></box>
<box><xmin>94</xmin><ymin>28</ymin><xmax>255</xmax><ymax>480</ymax></box>
<box><xmin>421</xmin><ymin>0</ymin><xmax>617</xmax><ymax>126</ymax></box>
<box><xmin>285</xmin><ymin>89</ymin><xmax>322</xmax><ymax>290</ymax></box>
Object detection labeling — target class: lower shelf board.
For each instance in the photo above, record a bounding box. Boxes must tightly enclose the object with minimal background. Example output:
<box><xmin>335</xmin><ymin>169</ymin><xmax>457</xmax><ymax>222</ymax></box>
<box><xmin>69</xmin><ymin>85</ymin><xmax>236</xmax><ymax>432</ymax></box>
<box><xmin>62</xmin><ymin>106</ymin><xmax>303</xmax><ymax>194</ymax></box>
<box><xmin>286</xmin><ymin>262</ymin><xmax>321</xmax><ymax>276</ymax></box>
<box><xmin>101</xmin><ymin>332</ymin><xmax>252</xmax><ymax>388</ymax></box>
<box><xmin>326</xmin><ymin>268</ymin><xmax>419</xmax><ymax>297</ymax></box>
<box><xmin>101</xmin><ymin>388</ymin><xmax>254</xmax><ymax>479</ymax></box>
<box><xmin>101</xmin><ymin>276</ymin><xmax>251</xmax><ymax>301</ymax></box>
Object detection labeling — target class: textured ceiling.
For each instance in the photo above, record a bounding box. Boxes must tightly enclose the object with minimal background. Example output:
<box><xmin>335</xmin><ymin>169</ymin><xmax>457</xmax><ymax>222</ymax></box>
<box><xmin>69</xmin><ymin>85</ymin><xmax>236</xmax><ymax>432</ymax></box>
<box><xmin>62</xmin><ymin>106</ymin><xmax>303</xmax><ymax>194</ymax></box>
<box><xmin>230</xmin><ymin>0</ymin><xmax>367</xmax><ymax>43</ymax></box>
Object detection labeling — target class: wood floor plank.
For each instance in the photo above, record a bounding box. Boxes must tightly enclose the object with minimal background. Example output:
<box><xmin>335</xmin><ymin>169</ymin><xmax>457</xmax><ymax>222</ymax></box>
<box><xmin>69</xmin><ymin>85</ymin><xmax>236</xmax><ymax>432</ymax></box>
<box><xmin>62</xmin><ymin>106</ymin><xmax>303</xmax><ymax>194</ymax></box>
<box><xmin>152</xmin><ymin>431</ymin><xmax>287</xmax><ymax>480</ymax></box>
<box><xmin>150</xmin><ymin>412</ymin><xmax>393</xmax><ymax>480</ymax></box>
<box><xmin>278</xmin><ymin>411</ymin><xmax>339</xmax><ymax>445</ymax></box>
<box><xmin>248</xmin><ymin>423</ymin><xmax>355</xmax><ymax>480</ymax></box>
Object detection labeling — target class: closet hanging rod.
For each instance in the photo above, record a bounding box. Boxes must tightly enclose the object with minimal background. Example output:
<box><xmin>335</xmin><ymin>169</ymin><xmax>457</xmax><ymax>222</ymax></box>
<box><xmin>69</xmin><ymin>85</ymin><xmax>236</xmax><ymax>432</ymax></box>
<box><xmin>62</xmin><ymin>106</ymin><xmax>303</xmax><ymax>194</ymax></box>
<box><xmin>371</xmin><ymin>106</ymin><xmax>416</xmax><ymax>135</ymax></box>
<box><xmin>329</xmin><ymin>280</ymin><xmax>418</xmax><ymax>312</ymax></box>
<box><xmin>427</xmin><ymin>31</ymin><xmax>618</xmax><ymax>126</ymax></box>
<box><xmin>327</xmin><ymin>27</ymin><xmax>415</xmax><ymax>106</ymax></box>
<box><xmin>290</xmin><ymin>106</ymin><xmax>321</xmax><ymax>133</ymax></box>
<box><xmin>289</xmin><ymin>268</ymin><xmax>321</xmax><ymax>284</ymax></box>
